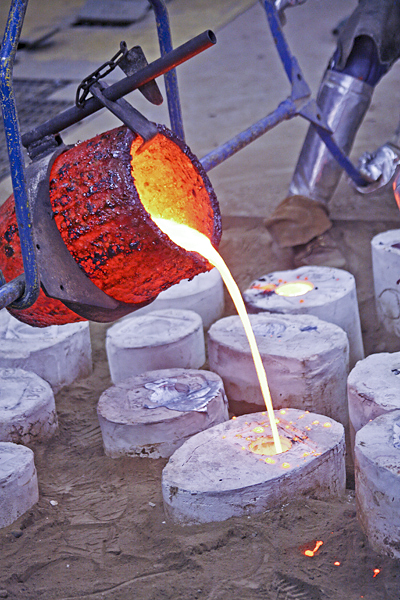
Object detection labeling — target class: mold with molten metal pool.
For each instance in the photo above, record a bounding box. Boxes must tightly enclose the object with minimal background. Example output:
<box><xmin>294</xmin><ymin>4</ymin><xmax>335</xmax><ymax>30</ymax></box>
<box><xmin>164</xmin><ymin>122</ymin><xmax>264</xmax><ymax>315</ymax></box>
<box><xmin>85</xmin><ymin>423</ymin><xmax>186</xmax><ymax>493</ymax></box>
<box><xmin>243</xmin><ymin>265</ymin><xmax>364</xmax><ymax>369</ymax></box>
<box><xmin>162</xmin><ymin>407</ymin><xmax>346</xmax><ymax>525</ymax></box>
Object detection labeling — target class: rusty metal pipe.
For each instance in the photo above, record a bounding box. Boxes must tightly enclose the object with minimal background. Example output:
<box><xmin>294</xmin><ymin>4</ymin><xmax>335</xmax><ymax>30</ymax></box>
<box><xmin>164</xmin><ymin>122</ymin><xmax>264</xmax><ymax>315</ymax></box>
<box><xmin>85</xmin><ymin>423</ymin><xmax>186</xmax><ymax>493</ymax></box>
<box><xmin>22</xmin><ymin>30</ymin><xmax>216</xmax><ymax>149</ymax></box>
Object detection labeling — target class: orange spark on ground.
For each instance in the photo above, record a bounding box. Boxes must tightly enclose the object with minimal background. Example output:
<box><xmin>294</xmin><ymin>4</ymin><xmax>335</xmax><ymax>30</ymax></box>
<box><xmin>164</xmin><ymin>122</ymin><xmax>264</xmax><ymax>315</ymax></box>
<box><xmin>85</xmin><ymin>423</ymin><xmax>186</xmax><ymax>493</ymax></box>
<box><xmin>373</xmin><ymin>568</ymin><xmax>381</xmax><ymax>578</ymax></box>
<box><xmin>303</xmin><ymin>540</ymin><xmax>323</xmax><ymax>557</ymax></box>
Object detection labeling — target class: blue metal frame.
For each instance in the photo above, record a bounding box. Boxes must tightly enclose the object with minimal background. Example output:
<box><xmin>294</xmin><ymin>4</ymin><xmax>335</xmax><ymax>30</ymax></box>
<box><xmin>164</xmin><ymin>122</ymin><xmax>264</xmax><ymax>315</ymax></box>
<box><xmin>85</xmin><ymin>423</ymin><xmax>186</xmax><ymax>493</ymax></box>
<box><xmin>0</xmin><ymin>0</ymin><xmax>370</xmax><ymax>314</ymax></box>
<box><xmin>0</xmin><ymin>0</ymin><xmax>39</xmax><ymax>310</ymax></box>
<box><xmin>149</xmin><ymin>0</ymin><xmax>185</xmax><ymax>141</ymax></box>
<box><xmin>201</xmin><ymin>0</ymin><xmax>370</xmax><ymax>189</ymax></box>
<box><xmin>261</xmin><ymin>0</ymin><xmax>368</xmax><ymax>188</ymax></box>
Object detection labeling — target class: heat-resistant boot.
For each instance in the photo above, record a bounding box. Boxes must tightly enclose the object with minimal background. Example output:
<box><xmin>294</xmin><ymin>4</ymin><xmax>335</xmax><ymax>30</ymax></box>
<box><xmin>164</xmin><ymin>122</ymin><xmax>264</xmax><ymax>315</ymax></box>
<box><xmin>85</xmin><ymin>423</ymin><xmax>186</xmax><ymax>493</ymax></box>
<box><xmin>266</xmin><ymin>70</ymin><xmax>374</xmax><ymax>269</ymax></box>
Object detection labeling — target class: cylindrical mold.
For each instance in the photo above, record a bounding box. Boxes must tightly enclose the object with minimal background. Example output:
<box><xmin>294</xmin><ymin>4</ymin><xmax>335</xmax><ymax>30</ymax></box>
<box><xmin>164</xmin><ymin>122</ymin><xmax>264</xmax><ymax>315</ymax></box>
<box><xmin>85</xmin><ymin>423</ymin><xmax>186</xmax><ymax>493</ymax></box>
<box><xmin>97</xmin><ymin>368</ymin><xmax>229</xmax><ymax>458</ymax></box>
<box><xmin>0</xmin><ymin>442</ymin><xmax>39</xmax><ymax>529</ymax></box>
<box><xmin>355</xmin><ymin>410</ymin><xmax>400</xmax><ymax>559</ymax></box>
<box><xmin>0</xmin><ymin>125</ymin><xmax>221</xmax><ymax>326</ymax></box>
<box><xmin>208</xmin><ymin>312</ymin><xmax>349</xmax><ymax>428</ymax></box>
<box><xmin>348</xmin><ymin>352</ymin><xmax>400</xmax><ymax>451</ymax></box>
<box><xmin>162</xmin><ymin>408</ymin><xmax>345</xmax><ymax>525</ymax></box>
<box><xmin>106</xmin><ymin>308</ymin><xmax>205</xmax><ymax>384</ymax></box>
<box><xmin>0</xmin><ymin>310</ymin><xmax>92</xmax><ymax>392</ymax></box>
<box><xmin>243</xmin><ymin>265</ymin><xmax>363</xmax><ymax>369</ymax></box>
<box><xmin>0</xmin><ymin>368</ymin><xmax>57</xmax><ymax>444</ymax></box>
<box><xmin>371</xmin><ymin>229</ymin><xmax>400</xmax><ymax>337</ymax></box>
<box><xmin>126</xmin><ymin>268</ymin><xmax>224</xmax><ymax>330</ymax></box>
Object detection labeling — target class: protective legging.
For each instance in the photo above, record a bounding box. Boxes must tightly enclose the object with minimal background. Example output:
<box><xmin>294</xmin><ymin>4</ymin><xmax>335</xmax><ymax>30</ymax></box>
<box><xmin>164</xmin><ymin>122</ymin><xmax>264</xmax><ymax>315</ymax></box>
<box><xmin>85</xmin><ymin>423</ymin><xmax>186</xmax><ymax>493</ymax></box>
<box><xmin>331</xmin><ymin>34</ymin><xmax>387</xmax><ymax>86</ymax></box>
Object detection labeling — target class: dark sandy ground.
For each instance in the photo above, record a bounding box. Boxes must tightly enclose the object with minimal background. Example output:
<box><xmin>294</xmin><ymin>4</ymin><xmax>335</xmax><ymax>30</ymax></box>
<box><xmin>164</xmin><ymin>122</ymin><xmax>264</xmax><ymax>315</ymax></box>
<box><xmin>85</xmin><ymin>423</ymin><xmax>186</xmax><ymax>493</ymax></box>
<box><xmin>1</xmin><ymin>218</ymin><xmax>400</xmax><ymax>600</ymax></box>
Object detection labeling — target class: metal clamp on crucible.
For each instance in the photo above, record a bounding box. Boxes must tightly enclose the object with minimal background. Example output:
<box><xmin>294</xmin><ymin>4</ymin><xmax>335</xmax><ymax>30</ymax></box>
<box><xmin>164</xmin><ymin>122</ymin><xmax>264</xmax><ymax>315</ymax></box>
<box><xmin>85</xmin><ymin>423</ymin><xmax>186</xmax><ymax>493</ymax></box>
<box><xmin>75</xmin><ymin>42</ymin><xmax>160</xmax><ymax>151</ymax></box>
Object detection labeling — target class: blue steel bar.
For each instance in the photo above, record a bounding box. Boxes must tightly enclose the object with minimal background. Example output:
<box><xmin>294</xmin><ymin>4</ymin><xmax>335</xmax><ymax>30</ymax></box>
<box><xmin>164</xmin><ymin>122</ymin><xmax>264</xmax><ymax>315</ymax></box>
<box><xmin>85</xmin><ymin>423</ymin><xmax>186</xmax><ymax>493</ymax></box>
<box><xmin>0</xmin><ymin>274</ymin><xmax>25</xmax><ymax>308</ymax></box>
<box><xmin>149</xmin><ymin>0</ymin><xmax>185</xmax><ymax>140</ymax></box>
<box><xmin>261</xmin><ymin>0</ymin><xmax>370</xmax><ymax>187</ymax></box>
<box><xmin>0</xmin><ymin>0</ymin><xmax>40</xmax><ymax>309</ymax></box>
<box><xmin>200</xmin><ymin>98</ymin><xmax>295</xmax><ymax>171</ymax></box>
<box><xmin>314</xmin><ymin>126</ymin><xmax>369</xmax><ymax>188</ymax></box>
<box><xmin>261</xmin><ymin>0</ymin><xmax>293</xmax><ymax>83</ymax></box>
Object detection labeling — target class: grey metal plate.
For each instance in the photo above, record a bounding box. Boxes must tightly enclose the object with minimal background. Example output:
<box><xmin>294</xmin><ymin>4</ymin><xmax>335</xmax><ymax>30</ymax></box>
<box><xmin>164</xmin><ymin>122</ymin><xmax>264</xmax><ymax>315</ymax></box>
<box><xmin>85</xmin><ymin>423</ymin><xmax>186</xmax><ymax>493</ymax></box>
<box><xmin>76</xmin><ymin>0</ymin><xmax>150</xmax><ymax>25</ymax></box>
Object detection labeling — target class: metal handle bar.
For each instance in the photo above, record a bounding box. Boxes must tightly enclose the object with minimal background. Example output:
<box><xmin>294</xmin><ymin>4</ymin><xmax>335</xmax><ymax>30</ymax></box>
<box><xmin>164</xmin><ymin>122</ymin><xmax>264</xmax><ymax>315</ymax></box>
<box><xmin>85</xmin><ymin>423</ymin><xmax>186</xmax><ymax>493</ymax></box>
<box><xmin>21</xmin><ymin>30</ymin><xmax>215</xmax><ymax>149</ymax></box>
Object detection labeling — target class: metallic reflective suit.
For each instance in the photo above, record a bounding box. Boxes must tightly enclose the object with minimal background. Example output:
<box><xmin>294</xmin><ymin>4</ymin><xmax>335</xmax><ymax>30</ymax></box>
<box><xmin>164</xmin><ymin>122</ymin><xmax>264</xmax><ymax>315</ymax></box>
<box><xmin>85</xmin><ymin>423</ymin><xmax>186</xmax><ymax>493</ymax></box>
<box><xmin>267</xmin><ymin>0</ymin><xmax>400</xmax><ymax>250</ymax></box>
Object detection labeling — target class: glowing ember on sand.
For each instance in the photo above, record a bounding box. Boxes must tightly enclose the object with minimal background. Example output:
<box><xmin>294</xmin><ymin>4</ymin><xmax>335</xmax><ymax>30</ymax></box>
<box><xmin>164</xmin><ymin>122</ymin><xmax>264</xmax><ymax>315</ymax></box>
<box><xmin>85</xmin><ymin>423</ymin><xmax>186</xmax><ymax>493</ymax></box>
<box><xmin>150</xmin><ymin>217</ymin><xmax>282</xmax><ymax>454</ymax></box>
<box><xmin>303</xmin><ymin>540</ymin><xmax>324</xmax><ymax>557</ymax></box>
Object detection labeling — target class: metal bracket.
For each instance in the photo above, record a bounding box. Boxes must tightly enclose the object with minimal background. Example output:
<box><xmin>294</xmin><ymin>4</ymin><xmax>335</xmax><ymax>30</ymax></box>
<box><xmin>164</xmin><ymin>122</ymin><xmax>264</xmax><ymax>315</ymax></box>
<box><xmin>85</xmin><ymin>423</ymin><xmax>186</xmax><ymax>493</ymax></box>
<box><xmin>75</xmin><ymin>43</ymin><xmax>160</xmax><ymax>145</ymax></box>
<box><xmin>89</xmin><ymin>80</ymin><xmax>159</xmax><ymax>147</ymax></box>
<box><xmin>27</xmin><ymin>133</ymin><xmax>64</xmax><ymax>161</ymax></box>
<box><xmin>118</xmin><ymin>44</ymin><xmax>163</xmax><ymax>106</ymax></box>
<box><xmin>289</xmin><ymin>56</ymin><xmax>312</xmax><ymax>105</ymax></box>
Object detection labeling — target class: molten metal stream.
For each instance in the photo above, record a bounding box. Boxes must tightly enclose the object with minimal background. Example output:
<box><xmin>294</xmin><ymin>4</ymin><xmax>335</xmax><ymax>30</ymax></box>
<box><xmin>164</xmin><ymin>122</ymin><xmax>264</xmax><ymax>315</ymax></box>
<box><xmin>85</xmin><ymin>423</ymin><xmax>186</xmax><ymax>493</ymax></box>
<box><xmin>152</xmin><ymin>217</ymin><xmax>283</xmax><ymax>454</ymax></box>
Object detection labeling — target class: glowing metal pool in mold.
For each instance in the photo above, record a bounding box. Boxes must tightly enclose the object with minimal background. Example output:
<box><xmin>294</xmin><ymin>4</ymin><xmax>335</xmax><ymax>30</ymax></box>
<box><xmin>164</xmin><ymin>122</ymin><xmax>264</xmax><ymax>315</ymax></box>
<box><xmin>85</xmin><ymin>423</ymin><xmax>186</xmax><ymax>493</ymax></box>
<box><xmin>243</xmin><ymin>265</ymin><xmax>364</xmax><ymax>369</ymax></box>
<box><xmin>274</xmin><ymin>280</ymin><xmax>314</xmax><ymax>297</ymax></box>
<box><xmin>162</xmin><ymin>408</ymin><xmax>346</xmax><ymax>524</ymax></box>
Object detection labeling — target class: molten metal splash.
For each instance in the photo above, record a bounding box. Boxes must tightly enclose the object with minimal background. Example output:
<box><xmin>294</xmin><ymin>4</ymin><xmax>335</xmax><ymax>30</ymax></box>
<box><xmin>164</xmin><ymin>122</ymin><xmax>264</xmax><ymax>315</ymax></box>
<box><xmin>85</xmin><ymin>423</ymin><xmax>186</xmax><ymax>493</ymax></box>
<box><xmin>249</xmin><ymin>435</ymin><xmax>291</xmax><ymax>456</ymax></box>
